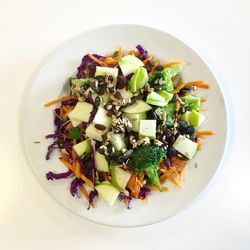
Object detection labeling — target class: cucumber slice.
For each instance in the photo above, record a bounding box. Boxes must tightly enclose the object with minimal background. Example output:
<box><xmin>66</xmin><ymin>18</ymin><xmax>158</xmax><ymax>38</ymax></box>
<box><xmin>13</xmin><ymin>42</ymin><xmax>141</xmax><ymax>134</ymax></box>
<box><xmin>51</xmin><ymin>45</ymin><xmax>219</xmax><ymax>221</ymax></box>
<box><xmin>111</xmin><ymin>133</ymin><xmax>126</xmax><ymax>151</ymax></box>
<box><xmin>173</xmin><ymin>135</ymin><xmax>198</xmax><ymax>159</ymax></box>
<box><xmin>119</xmin><ymin>55</ymin><xmax>144</xmax><ymax>76</ymax></box>
<box><xmin>157</xmin><ymin>90</ymin><xmax>173</xmax><ymax>103</ymax></box>
<box><xmin>94</xmin><ymin>66</ymin><xmax>119</xmax><ymax>80</ymax></box>
<box><xmin>95</xmin><ymin>182</ymin><xmax>120</xmax><ymax>206</ymax></box>
<box><xmin>68</xmin><ymin>101</ymin><xmax>93</xmax><ymax>122</ymax></box>
<box><xmin>139</xmin><ymin>119</ymin><xmax>156</xmax><ymax>139</ymax></box>
<box><xmin>111</xmin><ymin>165</ymin><xmax>131</xmax><ymax>191</ymax></box>
<box><xmin>95</xmin><ymin>151</ymin><xmax>109</xmax><ymax>172</ymax></box>
<box><xmin>124</xmin><ymin>112</ymin><xmax>147</xmax><ymax>132</ymax></box>
<box><xmin>189</xmin><ymin>110</ymin><xmax>206</xmax><ymax>128</ymax></box>
<box><xmin>73</xmin><ymin>139</ymin><xmax>91</xmax><ymax>157</ymax></box>
<box><xmin>146</xmin><ymin>92</ymin><xmax>167</xmax><ymax>107</ymax></box>
<box><xmin>85</xmin><ymin>123</ymin><xmax>107</xmax><ymax>142</ymax></box>
<box><xmin>122</xmin><ymin>100</ymin><xmax>152</xmax><ymax>114</ymax></box>
<box><xmin>93</xmin><ymin>107</ymin><xmax>112</xmax><ymax>129</ymax></box>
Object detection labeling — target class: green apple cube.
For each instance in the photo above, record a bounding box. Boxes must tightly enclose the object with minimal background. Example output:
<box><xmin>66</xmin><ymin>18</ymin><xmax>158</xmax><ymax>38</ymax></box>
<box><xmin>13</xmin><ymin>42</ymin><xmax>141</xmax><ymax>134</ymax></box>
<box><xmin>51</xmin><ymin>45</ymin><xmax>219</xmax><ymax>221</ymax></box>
<box><xmin>182</xmin><ymin>95</ymin><xmax>201</xmax><ymax>111</ymax></box>
<box><xmin>95</xmin><ymin>66</ymin><xmax>118</xmax><ymax>80</ymax></box>
<box><xmin>180</xmin><ymin>111</ymin><xmax>191</xmax><ymax>122</ymax></box>
<box><xmin>146</xmin><ymin>91</ymin><xmax>167</xmax><ymax>107</ymax></box>
<box><xmin>118</xmin><ymin>88</ymin><xmax>133</xmax><ymax>99</ymax></box>
<box><xmin>68</xmin><ymin>113</ymin><xmax>82</xmax><ymax>127</ymax></box>
<box><xmin>139</xmin><ymin>120</ymin><xmax>156</xmax><ymax>139</ymax></box>
<box><xmin>189</xmin><ymin>110</ymin><xmax>206</xmax><ymax>128</ymax></box>
<box><xmin>95</xmin><ymin>182</ymin><xmax>120</xmax><ymax>206</ymax></box>
<box><xmin>95</xmin><ymin>151</ymin><xmax>109</xmax><ymax>172</ymax></box>
<box><xmin>111</xmin><ymin>133</ymin><xmax>126</xmax><ymax>151</ymax></box>
<box><xmin>83</xmin><ymin>87</ymin><xmax>98</xmax><ymax>99</ymax></box>
<box><xmin>122</xmin><ymin>100</ymin><xmax>152</xmax><ymax>114</ymax></box>
<box><xmin>73</xmin><ymin>139</ymin><xmax>91</xmax><ymax>157</ymax></box>
<box><xmin>93</xmin><ymin>107</ymin><xmax>112</xmax><ymax>129</ymax></box>
<box><xmin>68</xmin><ymin>101</ymin><xmax>93</xmax><ymax>122</ymax></box>
<box><xmin>118</xmin><ymin>55</ymin><xmax>144</xmax><ymax>76</ymax></box>
<box><xmin>173</xmin><ymin>135</ymin><xmax>198</xmax><ymax>159</ymax></box>
<box><xmin>124</xmin><ymin>112</ymin><xmax>147</xmax><ymax>132</ymax></box>
<box><xmin>157</xmin><ymin>90</ymin><xmax>173</xmax><ymax>103</ymax></box>
<box><xmin>129</xmin><ymin>67</ymin><xmax>148</xmax><ymax>92</ymax></box>
<box><xmin>85</xmin><ymin>123</ymin><xmax>107</xmax><ymax>142</ymax></box>
<box><xmin>111</xmin><ymin>165</ymin><xmax>131</xmax><ymax>191</ymax></box>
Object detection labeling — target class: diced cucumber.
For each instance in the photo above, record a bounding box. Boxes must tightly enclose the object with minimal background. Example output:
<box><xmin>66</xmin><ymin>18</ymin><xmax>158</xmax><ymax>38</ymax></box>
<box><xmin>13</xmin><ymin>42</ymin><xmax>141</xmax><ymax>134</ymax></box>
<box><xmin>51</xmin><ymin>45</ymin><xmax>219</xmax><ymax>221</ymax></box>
<box><xmin>119</xmin><ymin>55</ymin><xmax>144</xmax><ymax>76</ymax></box>
<box><xmin>146</xmin><ymin>92</ymin><xmax>167</xmax><ymax>107</ymax></box>
<box><xmin>122</xmin><ymin>100</ymin><xmax>152</xmax><ymax>114</ymax></box>
<box><xmin>118</xmin><ymin>88</ymin><xmax>133</xmax><ymax>99</ymax></box>
<box><xmin>124</xmin><ymin>112</ymin><xmax>147</xmax><ymax>132</ymax></box>
<box><xmin>95</xmin><ymin>66</ymin><xmax>119</xmax><ymax>80</ymax></box>
<box><xmin>139</xmin><ymin>120</ymin><xmax>156</xmax><ymax>139</ymax></box>
<box><xmin>68</xmin><ymin>101</ymin><xmax>93</xmax><ymax>122</ymax></box>
<box><xmin>129</xmin><ymin>67</ymin><xmax>148</xmax><ymax>92</ymax></box>
<box><xmin>111</xmin><ymin>133</ymin><xmax>126</xmax><ymax>151</ymax></box>
<box><xmin>173</xmin><ymin>135</ymin><xmax>198</xmax><ymax>159</ymax></box>
<box><xmin>181</xmin><ymin>95</ymin><xmax>201</xmax><ymax>111</ymax></box>
<box><xmin>73</xmin><ymin>139</ymin><xmax>91</xmax><ymax>157</ymax></box>
<box><xmin>157</xmin><ymin>90</ymin><xmax>173</xmax><ymax>103</ymax></box>
<box><xmin>95</xmin><ymin>182</ymin><xmax>120</xmax><ymax>206</ymax></box>
<box><xmin>95</xmin><ymin>151</ymin><xmax>109</xmax><ymax>172</ymax></box>
<box><xmin>189</xmin><ymin>110</ymin><xmax>206</xmax><ymax>128</ymax></box>
<box><xmin>93</xmin><ymin>107</ymin><xmax>112</xmax><ymax>129</ymax></box>
<box><xmin>85</xmin><ymin>123</ymin><xmax>107</xmax><ymax>142</ymax></box>
<box><xmin>111</xmin><ymin>165</ymin><xmax>131</xmax><ymax>191</ymax></box>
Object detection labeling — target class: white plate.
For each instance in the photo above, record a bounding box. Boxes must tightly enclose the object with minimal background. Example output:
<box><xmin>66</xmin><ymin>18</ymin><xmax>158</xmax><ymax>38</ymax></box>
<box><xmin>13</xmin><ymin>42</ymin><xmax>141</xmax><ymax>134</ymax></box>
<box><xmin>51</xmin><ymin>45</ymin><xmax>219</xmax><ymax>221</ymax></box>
<box><xmin>21</xmin><ymin>24</ymin><xmax>228</xmax><ymax>227</ymax></box>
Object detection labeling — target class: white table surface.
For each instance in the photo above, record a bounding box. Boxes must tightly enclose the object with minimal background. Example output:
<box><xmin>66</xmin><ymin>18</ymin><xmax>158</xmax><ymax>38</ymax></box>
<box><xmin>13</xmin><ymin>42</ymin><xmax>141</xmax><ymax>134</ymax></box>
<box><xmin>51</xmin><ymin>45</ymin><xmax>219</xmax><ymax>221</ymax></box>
<box><xmin>1</xmin><ymin>0</ymin><xmax>250</xmax><ymax>249</ymax></box>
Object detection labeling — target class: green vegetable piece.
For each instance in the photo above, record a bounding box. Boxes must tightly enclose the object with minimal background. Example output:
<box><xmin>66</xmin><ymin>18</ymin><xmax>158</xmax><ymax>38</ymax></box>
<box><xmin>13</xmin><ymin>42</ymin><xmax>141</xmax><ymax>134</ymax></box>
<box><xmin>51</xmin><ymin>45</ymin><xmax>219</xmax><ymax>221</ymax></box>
<box><xmin>164</xmin><ymin>101</ymin><xmax>176</xmax><ymax>127</ymax></box>
<box><xmin>130</xmin><ymin>145</ymin><xmax>167</xmax><ymax>187</ymax></box>
<box><xmin>146</xmin><ymin>91</ymin><xmax>167</xmax><ymax>107</ymax></box>
<box><xmin>69</xmin><ymin>127</ymin><xmax>82</xmax><ymax>140</ymax></box>
<box><xmin>181</xmin><ymin>95</ymin><xmax>201</xmax><ymax>111</ymax></box>
<box><xmin>189</xmin><ymin>110</ymin><xmax>206</xmax><ymax>128</ymax></box>
<box><xmin>157</xmin><ymin>90</ymin><xmax>173</xmax><ymax>103</ymax></box>
<box><xmin>148</xmin><ymin>66</ymin><xmax>182</xmax><ymax>93</ymax></box>
<box><xmin>71</xmin><ymin>78</ymin><xmax>93</xmax><ymax>85</ymax></box>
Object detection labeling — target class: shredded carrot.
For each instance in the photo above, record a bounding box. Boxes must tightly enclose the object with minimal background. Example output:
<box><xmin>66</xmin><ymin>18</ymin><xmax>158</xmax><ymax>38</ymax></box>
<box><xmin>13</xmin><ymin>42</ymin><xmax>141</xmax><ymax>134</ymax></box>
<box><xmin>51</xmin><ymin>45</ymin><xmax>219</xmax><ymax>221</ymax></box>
<box><xmin>168</xmin><ymin>175</ymin><xmax>183</xmax><ymax>188</ymax></box>
<box><xmin>44</xmin><ymin>96</ymin><xmax>74</xmax><ymax>107</ymax></box>
<box><xmin>172</xmin><ymin>157</ymin><xmax>186</xmax><ymax>167</ymax></box>
<box><xmin>60</xmin><ymin>159</ymin><xmax>75</xmax><ymax>172</ymax></box>
<box><xmin>79</xmin><ymin>185</ymin><xmax>89</xmax><ymax>202</ymax></box>
<box><xmin>160</xmin><ymin>167</ymin><xmax>176</xmax><ymax>182</ymax></box>
<box><xmin>127</xmin><ymin>174</ymin><xmax>141</xmax><ymax>198</ymax></box>
<box><xmin>149</xmin><ymin>60</ymin><xmax>159</xmax><ymax>75</ymax></box>
<box><xmin>143</xmin><ymin>55</ymin><xmax>153</xmax><ymax>65</ymax></box>
<box><xmin>117</xmin><ymin>46</ymin><xmax>123</xmax><ymax>61</ymax></box>
<box><xmin>197</xmin><ymin>141</ymin><xmax>203</xmax><ymax>150</ymax></box>
<box><xmin>175</xmin><ymin>100</ymin><xmax>181</xmax><ymax>111</ymax></box>
<box><xmin>60</xmin><ymin>151</ymin><xmax>69</xmax><ymax>162</ymax></box>
<box><xmin>72</xmin><ymin>149</ymin><xmax>77</xmax><ymax>161</ymax></box>
<box><xmin>196</xmin><ymin>130</ymin><xmax>216</xmax><ymax>136</ymax></box>
<box><xmin>200</xmin><ymin>108</ymin><xmax>208</xmax><ymax>112</ymax></box>
<box><xmin>80</xmin><ymin>173</ymin><xmax>94</xmax><ymax>189</ymax></box>
<box><xmin>173</xmin><ymin>83</ymin><xmax>185</xmax><ymax>94</ymax></box>
<box><xmin>163</xmin><ymin>60</ymin><xmax>185</xmax><ymax>68</ymax></box>
<box><xmin>74</xmin><ymin>161</ymin><xmax>81</xmax><ymax>178</ymax></box>
<box><xmin>62</xmin><ymin>105</ymin><xmax>74</xmax><ymax>114</ymax></box>
<box><xmin>87</xmin><ymin>53</ymin><xmax>107</xmax><ymax>66</ymax></box>
<box><xmin>65</xmin><ymin>122</ymin><xmax>73</xmax><ymax>131</ymax></box>
<box><xmin>148</xmin><ymin>185</ymin><xmax>168</xmax><ymax>192</ymax></box>
<box><xmin>136</xmin><ymin>177</ymin><xmax>143</xmax><ymax>187</ymax></box>
<box><xmin>185</xmin><ymin>81</ymin><xmax>210</xmax><ymax>89</ymax></box>
<box><xmin>201</xmin><ymin>97</ymin><xmax>207</xmax><ymax>102</ymax></box>
<box><xmin>103</xmin><ymin>57</ymin><xmax>118</xmax><ymax>66</ymax></box>
<box><xmin>128</xmin><ymin>50</ymin><xmax>137</xmax><ymax>55</ymax></box>
<box><xmin>139</xmin><ymin>172</ymin><xmax>145</xmax><ymax>182</ymax></box>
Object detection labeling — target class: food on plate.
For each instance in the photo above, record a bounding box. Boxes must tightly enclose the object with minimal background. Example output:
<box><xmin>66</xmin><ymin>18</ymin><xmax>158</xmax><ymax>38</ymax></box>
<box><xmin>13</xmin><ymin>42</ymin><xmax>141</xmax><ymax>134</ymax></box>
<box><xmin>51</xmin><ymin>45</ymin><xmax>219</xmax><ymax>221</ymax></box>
<box><xmin>44</xmin><ymin>44</ymin><xmax>215</xmax><ymax>209</ymax></box>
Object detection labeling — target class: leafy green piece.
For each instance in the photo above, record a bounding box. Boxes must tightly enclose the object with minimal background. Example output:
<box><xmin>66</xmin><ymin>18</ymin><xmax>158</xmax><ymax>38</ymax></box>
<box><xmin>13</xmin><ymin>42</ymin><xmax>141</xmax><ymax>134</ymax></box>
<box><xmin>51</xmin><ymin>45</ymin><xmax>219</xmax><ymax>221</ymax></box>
<box><xmin>69</xmin><ymin>127</ymin><xmax>82</xmax><ymax>140</ymax></box>
<box><xmin>130</xmin><ymin>145</ymin><xmax>167</xmax><ymax>186</ymax></box>
<box><xmin>148</xmin><ymin>66</ymin><xmax>182</xmax><ymax>93</ymax></box>
<box><xmin>71</xmin><ymin>78</ymin><xmax>93</xmax><ymax>86</ymax></box>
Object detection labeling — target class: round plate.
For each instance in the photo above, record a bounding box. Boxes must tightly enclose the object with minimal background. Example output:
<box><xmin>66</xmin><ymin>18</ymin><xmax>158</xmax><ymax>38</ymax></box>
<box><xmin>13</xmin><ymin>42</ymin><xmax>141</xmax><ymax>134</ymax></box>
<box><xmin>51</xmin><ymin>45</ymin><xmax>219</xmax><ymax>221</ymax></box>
<box><xmin>21</xmin><ymin>24</ymin><xmax>228</xmax><ymax>227</ymax></box>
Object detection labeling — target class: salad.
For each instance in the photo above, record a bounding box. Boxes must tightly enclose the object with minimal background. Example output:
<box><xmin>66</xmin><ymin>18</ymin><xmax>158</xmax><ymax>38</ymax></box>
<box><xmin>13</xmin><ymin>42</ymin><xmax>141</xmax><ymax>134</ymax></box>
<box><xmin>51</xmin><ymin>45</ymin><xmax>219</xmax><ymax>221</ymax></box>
<box><xmin>44</xmin><ymin>44</ymin><xmax>215</xmax><ymax>208</ymax></box>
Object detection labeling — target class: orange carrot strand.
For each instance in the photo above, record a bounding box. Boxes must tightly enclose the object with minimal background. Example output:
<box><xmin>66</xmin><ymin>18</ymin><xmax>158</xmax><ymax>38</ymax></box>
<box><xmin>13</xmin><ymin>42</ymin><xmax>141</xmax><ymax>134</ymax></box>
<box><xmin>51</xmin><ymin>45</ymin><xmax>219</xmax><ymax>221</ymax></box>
<box><xmin>44</xmin><ymin>96</ymin><xmax>74</xmax><ymax>107</ymax></box>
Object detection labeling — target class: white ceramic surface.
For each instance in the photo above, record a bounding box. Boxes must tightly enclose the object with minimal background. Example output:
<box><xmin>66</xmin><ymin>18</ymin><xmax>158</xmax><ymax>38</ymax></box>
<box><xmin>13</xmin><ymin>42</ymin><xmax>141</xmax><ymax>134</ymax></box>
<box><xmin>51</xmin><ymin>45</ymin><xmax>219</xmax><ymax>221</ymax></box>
<box><xmin>21</xmin><ymin>24</ymin><xmax>227</xmax><ymax>227</ymax></box>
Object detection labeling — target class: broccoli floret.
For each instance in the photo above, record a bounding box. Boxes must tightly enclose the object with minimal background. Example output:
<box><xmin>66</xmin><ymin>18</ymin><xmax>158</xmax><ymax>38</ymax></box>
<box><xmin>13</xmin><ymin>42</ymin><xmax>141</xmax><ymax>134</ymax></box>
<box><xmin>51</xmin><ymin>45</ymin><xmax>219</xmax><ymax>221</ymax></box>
<box><xmin>130</xmin><ymin>145</ymin><xmax>167</xmax><ymax>187</ymax></box>
<box><xmin>164</xmin><ymin>101</ymin><xmax>176</xmax><ymax>127</ymax></box>
<box><xmin>148</xmin><ymin>66</ymin><xmax>182</xmax><ymax>93</ymax></box>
